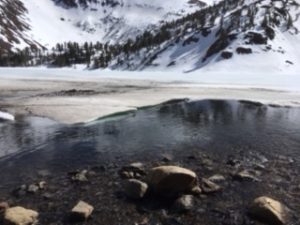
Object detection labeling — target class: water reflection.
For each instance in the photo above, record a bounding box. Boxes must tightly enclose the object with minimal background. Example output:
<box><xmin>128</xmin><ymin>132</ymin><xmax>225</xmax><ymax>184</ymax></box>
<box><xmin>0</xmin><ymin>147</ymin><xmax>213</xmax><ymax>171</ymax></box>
<box><xmin>0</xmin><ymin>100</ymin><xmax>299</xmax><ymax>187</ymax></box>
<box><xmin>0</xmin><ymin>116</ymin><xmax>60</xmax><ymax>158</ymax></box>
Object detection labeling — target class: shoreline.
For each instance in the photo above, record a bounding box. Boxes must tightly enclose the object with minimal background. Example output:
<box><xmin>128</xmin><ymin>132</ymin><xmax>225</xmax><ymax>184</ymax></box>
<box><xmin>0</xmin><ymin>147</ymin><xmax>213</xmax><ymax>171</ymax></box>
<box><xmin>0</xmin><ymin>69</ymin><xmax>300</xmax><ymax>124</ymax></box>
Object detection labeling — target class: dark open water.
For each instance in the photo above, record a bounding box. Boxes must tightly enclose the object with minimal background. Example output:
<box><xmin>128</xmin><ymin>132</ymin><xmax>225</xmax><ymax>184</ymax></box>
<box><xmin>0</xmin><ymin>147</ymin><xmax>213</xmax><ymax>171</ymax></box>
<box><xmin>0</xmin><ymin>99</ymin><xmax>299</xmax><ymax>225</ymax></box>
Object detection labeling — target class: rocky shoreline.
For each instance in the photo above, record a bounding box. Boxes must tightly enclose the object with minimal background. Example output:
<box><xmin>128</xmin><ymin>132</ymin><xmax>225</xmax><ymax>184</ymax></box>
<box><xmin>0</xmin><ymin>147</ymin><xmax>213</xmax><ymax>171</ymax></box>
<box><xmin>0</xmin><ymin>150</ymin><xmax>299</xmax><ymax>225</ymax></box>
<box><xmin>0</xmin><ymin>100</ymin><xmax>299</xmax><ymax>225</ymax></box>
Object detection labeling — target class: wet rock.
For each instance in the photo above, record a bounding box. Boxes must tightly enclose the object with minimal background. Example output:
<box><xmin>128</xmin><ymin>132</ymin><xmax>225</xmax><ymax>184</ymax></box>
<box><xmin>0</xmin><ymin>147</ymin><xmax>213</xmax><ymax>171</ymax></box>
<box><xmin>123</xmin><ymin>179</ymin><xmax>148</xmax><ymax>199</ymax></box>
<box><xmin>249</xmin><ymin>196</ymin><xmax>288</xmax><ymax>225</ymax></box>
<box><xmin>120</xmin><ymin>171</ymin><xmax>135</xmax><ymax>179</ymax></box>
<box><xmin>190</xmin><ymin>186</ymin><xmax>202</xmax><ymax>195</ymax></box>
<box><xmin>172</xmin><ymin>195</ymin><xmax>194</xmax><ymax>213</ymax></box>
<box><xmin>70</xmin><ymin>201</ymin><xmax>94</xmax><ymax>222</ymax></box>
<box><xmin>200</xmin><ymin>178</ymin><xmax>222</xmax><ymax>194</ymax></box>
<box><xmin>38</xmin><ymin>181</ymin><xmax>47</xmax><ymax>190</ymax></box>
<box><xmin>147</xmin><ymin>166</ymin><xmax>198</xmax><ymax>197</ymax></box>
<box><xmin>4</xmin><ymin>206</ymin><xmax>38</xmax><ymax>225</ymax></box>
<box><xmin>119</xmin><ymin>162</ymin><xmax>146</xmax><ymax>179</ymax></box>
<box><xmin>27</xmin><ymin>184</ymin><xmax>39</xmax><ymax>194</ymax></box>
<box><xmin>208</xmin><ymin>174</ymin><xmax>226</xmax><ymax>183</ymax></box>
<box><xmin>233</xmin><ymin>170</ymin><xmax>259</xmax><ymax>182</ymax></box>
<box><xmin>71</xmin><ymin>170</ymin><xmax>88</xmax><ymax>182</ymax></box>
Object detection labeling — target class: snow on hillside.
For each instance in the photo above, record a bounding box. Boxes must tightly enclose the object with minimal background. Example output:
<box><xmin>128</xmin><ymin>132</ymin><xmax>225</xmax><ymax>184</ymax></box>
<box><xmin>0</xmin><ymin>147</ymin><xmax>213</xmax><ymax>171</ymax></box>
<box><xmin>108</xmin><ymin>0</ymin><xmax>300</xmax><ymax>73</ymax></box>
<box><xmin>21</xmin><ymin>0</ymin><xmax>209</xmax><ymax>48</ymax></box>
<box><xmin>0</xmin><ymin>0</ymin><xmax>41</xmax><ymax>51</ymax></box>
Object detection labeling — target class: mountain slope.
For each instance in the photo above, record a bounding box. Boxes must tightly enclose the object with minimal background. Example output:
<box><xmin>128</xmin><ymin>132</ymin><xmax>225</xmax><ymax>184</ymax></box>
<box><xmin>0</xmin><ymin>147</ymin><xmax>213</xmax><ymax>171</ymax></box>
<box><xmin>15</xmin><ymin>0</ymin><xmax>208</xmax><ymax>49</ymax></box>
<box><xmin>106</xmin><ymin>0</ymin><xmax>300</xmax><ymax>73</ymax></box>
<box><xmin>0</xmin><ymin>0</ymin><xmax>41</xmax><ymax>53</ymax></box>
<box><xmin>0</xmin><ymin>0</ymin><xmax>299</xmax><ymax>73</ymax></box>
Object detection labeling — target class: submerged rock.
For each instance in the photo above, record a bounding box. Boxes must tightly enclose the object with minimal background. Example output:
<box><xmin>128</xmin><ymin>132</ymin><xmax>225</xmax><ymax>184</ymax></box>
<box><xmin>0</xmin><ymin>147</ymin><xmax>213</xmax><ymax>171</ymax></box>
<box><xmin>4</xmin><ymin>206</ymin><xmax>38</xmax><ymax>225</ymax></box>
<box><xmin>147</xmin><ymin>166</ymin><xmax>198</xmax><ymax>197</ymax></box>
<box><xmin>70</xmin><ymin>201</ymin><xmax>94</xmax><ymax>222</ymax></box>
<box><xmin>249</xmin><ymin>196</ymin><xmax>288</xmax><ymax>225</ymax></box>
<box><xmin>123</xmin><ymin>179</ymin><xmax>148</xmax><ymax>199</ymax></box>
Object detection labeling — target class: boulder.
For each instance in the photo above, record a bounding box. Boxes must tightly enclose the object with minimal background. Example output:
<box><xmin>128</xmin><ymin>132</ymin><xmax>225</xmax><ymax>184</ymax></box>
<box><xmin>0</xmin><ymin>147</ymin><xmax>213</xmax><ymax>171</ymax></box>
<box><xmin>4</xmin><ymin>206</ymin><xmax>38</xmax><ymax>225</ymax></box>
<box><xmin>172</xmin><ymin>195</ymin><xmax>194</xmax><ymax>213</ymax></box>
<box><xmin>147</xmin><ymin>166</ymin><xmax>198</xmax><ymax>197</ymax></box>
<box><xmin>249</xmin><ymin>196</ymin><xmax>288</xmax><ymax>225</ymax></box>
<box><xmin>123</xmin><ymin>179</ymin><xmax>148</xmax><ymax>199</ymax></box>
<box><xmin>70</xmin><ymin>201</ymin><xmax>94</xmax><ymax>222</ymax></box>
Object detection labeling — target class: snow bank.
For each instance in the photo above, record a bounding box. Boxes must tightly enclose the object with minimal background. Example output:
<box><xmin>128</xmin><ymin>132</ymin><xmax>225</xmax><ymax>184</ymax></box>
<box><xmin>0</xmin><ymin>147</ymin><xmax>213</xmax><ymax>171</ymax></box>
<box><xmin>0</xmin><ymin>111</ymin><xmax>15</xmax><ymax>121</ymax></box>
<box><xmin>0</xmin><ymin>67</ymin><xmax>300</xmax><ymax>124</ymax></box>
<box><xmin>0</xmin><ymin>67</ymin><xmax>299</xmax><ymax>92</ymax></box>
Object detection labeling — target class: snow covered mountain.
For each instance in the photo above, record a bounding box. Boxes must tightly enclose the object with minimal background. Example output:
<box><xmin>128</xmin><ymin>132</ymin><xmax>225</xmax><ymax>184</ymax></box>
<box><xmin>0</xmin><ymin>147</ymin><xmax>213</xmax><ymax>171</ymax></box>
<box><xmin>107</xmin><ymin>0</ymin><xmax>300</xmax><ymax>73</ymax></box>
<box><xmin>0</xmin><ymin>0</ymin><xmax>300</xmax><ymax>73</ymax></box>
<box><xmin>1</xmin><ymin>0</ymin><xmax>207</xmax><ymax>50</ymax></box>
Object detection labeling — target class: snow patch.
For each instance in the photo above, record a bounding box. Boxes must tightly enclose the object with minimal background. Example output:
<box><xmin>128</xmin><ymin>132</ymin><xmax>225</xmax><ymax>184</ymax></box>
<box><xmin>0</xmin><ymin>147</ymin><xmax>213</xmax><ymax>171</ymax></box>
<box><xmin>0</xmin><ymin>111</ymin><xmax>15</xmax><ymax>121</ymax></box>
